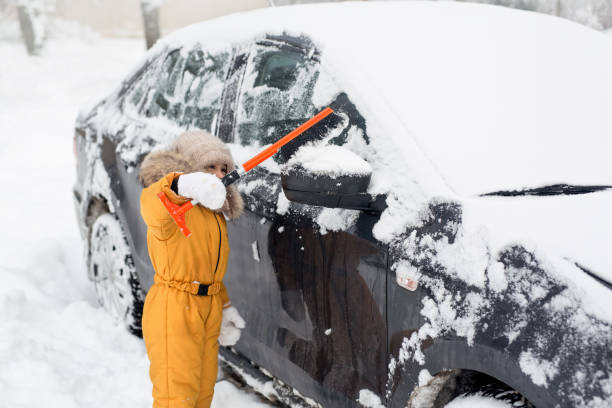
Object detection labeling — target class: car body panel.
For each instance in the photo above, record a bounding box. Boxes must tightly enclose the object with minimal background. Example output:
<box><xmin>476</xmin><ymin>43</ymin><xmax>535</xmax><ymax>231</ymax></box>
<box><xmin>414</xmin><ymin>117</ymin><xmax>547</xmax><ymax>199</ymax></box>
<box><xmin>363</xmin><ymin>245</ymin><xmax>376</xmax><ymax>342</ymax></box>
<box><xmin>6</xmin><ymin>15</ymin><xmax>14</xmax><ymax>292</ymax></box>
<box><xmin>225</xmin><ymin>182</ymin><xmax>388</xmax><ymax>406</ymax></box>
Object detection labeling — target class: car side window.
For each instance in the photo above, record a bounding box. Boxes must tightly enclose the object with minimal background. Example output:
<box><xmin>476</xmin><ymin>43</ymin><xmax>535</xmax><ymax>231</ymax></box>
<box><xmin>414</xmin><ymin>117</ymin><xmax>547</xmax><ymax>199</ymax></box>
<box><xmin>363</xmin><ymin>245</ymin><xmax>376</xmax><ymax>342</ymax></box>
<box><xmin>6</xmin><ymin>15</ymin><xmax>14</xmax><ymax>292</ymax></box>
<box><xmin>299</xmin><ymin>68</ymin><xmax>371</xmax><ymax>156</ymax></box>
<box><xmin>234</xmin><ymin>44</ymin><xmax>318</xmax><ymax>154</ymax></box>
<box><xmin>320</xmin><ymin>90</ymin><xmax>370</xmax><ymax>150</ymax></box>
<box><xmin>123</xmin><ymin>46</ymin><xmax>230</xmax><ymax>132</ymax></box>
<box><xmin>254</xmin><ymin>51</ymin><xmax>303</xmax><ymax>91</ymax></box>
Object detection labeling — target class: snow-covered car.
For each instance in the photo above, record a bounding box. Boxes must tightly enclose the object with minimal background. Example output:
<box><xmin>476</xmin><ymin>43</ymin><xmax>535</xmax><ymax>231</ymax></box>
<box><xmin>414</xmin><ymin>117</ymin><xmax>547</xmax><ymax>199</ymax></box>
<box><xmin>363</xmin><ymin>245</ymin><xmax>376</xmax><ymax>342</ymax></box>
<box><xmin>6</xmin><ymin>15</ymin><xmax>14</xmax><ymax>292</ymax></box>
<box><xmin>72</xmin><ymin>2</ymin><xmax>612</xmax><ymax>407</ymax></box>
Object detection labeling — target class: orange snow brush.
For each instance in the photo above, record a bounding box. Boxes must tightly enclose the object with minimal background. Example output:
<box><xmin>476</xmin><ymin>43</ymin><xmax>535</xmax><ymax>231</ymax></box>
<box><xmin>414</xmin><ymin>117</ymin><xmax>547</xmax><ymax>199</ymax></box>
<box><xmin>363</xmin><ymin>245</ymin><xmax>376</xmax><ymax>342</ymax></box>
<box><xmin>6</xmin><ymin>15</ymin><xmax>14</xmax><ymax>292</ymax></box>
<box><xmin>158</xmin><ymin>107</ymin><xmax>334</xmax><ymax>237</ymax></box>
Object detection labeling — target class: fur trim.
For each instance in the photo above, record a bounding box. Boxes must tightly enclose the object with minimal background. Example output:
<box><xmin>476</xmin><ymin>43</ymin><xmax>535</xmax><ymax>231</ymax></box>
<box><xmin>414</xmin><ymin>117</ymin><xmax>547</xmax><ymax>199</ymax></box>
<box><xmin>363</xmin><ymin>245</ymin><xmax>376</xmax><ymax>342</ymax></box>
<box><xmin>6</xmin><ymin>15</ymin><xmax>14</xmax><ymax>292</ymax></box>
<box><xmin>222</xmin><ymin>185</ymin><xmax>244</xmax><ymax>220</ymax></box>
<box><xmin>138</xmin><ymin>150</ymin><xmax>192</xmax><ymax>187</ymax></box>
<box><xmin>173</xmin><ymin>130</ymin><xmax>235</xmax><ymax>173</ymax></box>
<box><xmin>139</xmin><ymin>131</ymin><xmax>244</xmax><ymax>220</ymax></box>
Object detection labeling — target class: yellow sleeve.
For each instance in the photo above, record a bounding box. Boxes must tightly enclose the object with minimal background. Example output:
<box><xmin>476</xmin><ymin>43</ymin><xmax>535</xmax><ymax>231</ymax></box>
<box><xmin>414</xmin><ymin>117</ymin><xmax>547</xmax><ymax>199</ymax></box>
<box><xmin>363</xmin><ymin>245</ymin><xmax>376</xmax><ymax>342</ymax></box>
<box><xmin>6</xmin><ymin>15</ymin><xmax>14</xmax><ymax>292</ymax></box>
<box><xmin>139</xmin><ymin>172</ymin><xmax>187</xmax><ymax>240</ymax></box>
<box><xmin>220</xmin><ymin>282</ymin><xmax>231</xmax><ymax>309</ymax></box>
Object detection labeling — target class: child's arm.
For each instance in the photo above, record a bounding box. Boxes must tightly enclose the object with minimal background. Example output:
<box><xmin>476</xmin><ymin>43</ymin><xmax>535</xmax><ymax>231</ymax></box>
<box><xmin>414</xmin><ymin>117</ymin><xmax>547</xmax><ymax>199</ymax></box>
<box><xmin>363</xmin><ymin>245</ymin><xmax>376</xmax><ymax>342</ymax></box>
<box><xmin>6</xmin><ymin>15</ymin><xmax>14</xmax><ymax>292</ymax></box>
<box><xmin>140</xmin><ymin>172</ymin><xmax>186</xmax><ymax>240</ymax></box>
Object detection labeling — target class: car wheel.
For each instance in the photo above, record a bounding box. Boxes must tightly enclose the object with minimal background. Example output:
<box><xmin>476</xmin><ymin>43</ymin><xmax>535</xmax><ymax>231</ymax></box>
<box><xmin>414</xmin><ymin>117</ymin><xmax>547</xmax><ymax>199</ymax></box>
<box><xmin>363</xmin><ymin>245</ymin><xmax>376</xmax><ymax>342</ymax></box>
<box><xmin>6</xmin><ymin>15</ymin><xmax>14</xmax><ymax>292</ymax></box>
<box><xmin>409</xmin><ymin>370</ymin><xmax>534</xmax><ymax>408</ymax></box>
<box><xmin>89</xmin><ymin>213</ymin><xmax>144</xmax><ymax>337</ymax></box>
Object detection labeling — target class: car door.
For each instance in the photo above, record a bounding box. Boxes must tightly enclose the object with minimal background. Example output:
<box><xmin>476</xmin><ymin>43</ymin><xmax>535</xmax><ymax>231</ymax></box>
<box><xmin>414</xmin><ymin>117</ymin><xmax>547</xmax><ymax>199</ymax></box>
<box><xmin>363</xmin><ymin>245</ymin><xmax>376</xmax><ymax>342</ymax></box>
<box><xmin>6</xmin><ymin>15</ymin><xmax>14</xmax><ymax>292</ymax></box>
<box><xmin>223</xmin><ymin>36</ymin><xmax>389</xmax><ymax>407</ymax></box>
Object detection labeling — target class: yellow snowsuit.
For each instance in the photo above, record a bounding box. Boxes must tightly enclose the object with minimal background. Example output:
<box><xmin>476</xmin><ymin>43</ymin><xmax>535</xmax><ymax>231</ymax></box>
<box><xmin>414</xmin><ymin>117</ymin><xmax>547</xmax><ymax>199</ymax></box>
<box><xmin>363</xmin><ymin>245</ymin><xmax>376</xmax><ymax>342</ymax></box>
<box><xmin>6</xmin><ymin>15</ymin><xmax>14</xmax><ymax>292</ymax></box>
<box><xmin>140</xmin><ymin>172</ymin><xmax>231</xmax><ymax>408</ymax></box>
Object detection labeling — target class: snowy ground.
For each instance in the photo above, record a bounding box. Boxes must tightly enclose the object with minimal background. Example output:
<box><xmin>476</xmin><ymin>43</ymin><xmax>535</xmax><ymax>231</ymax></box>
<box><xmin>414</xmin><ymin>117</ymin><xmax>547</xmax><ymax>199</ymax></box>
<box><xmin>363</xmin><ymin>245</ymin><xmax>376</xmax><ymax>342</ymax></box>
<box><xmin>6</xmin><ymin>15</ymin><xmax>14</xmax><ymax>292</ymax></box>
<box><xmin>0</xmin><ymin>25</ymin><xmax>272</xmax><ymax>408</ymax></box>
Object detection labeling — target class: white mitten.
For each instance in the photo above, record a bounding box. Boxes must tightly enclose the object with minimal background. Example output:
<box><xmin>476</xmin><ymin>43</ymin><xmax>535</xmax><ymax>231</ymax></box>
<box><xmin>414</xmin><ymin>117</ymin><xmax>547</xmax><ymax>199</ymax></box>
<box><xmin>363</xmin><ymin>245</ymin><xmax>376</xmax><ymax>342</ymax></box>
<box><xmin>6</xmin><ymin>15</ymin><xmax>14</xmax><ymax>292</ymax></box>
<box><xmin>218</xmin><ymin>306</ymin><xmax>245</xmax><ymax>346</ymax></box>
<box><xmin>177</xmin><ymin>172</ymin><xmax>226</xmax><ymax>210</ymax></box>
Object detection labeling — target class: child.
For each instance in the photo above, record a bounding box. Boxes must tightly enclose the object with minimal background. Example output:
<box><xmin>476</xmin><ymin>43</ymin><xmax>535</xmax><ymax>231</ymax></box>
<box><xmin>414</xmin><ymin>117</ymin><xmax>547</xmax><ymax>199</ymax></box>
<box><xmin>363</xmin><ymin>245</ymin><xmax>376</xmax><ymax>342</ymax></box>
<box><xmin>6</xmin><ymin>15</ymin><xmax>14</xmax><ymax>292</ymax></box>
<box><xmin>139</xmin><ymin>130</ymin><xmax>245</xmax><ymax>408</ymax></box>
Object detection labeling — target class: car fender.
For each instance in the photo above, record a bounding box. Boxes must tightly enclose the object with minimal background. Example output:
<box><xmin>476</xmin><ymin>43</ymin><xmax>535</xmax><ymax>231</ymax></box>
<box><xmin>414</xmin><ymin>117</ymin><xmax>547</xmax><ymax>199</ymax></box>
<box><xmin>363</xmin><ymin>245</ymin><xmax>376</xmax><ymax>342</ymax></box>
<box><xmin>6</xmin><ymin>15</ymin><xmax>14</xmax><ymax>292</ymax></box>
<box><xmin>387</xmin><ymin>336</ymin><xmax>554</xmax><ymax>408</ymax></box>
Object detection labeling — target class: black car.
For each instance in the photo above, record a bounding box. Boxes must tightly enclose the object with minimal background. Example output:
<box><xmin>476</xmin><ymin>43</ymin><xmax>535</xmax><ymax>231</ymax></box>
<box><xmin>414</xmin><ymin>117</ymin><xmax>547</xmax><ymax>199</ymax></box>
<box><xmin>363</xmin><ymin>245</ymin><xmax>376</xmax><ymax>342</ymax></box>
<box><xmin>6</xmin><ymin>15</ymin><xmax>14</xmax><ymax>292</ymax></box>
<box><xmin>72</xmin><ymin>3</ymin><xmax>612</xmax><ymax>407</ymax></box>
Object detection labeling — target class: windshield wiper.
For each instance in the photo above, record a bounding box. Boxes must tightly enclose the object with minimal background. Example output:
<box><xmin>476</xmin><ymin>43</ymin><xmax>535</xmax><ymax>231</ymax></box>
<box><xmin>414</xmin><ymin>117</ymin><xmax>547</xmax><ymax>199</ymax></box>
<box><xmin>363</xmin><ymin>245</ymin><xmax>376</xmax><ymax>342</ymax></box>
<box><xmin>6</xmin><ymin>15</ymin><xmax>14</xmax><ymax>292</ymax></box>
<box><xmin>573</xmin><ymin>261</ymin><xmax>612</xmax><ymax>289</ymax></box>
<box><xmin>480</xmin><ymin>184</ymin><xmax>612</xmax><ymax>197</ymax></box>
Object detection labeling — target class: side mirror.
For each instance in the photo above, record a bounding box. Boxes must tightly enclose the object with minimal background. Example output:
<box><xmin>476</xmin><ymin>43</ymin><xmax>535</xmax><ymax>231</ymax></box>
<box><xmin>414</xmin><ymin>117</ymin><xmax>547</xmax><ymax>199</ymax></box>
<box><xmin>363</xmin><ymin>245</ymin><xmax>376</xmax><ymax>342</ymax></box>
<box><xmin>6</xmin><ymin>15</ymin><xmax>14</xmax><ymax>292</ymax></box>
<box><xmin>280</xmin><ymin>146</ymin><xmax>387</xmax><ymax>213</ymax></box>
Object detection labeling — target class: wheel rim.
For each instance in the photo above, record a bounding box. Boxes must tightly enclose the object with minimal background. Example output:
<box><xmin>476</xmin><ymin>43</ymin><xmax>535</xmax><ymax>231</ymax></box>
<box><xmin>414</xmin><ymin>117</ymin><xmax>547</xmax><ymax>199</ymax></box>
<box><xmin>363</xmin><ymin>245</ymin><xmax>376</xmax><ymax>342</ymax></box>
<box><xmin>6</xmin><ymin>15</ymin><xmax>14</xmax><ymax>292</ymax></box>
<box><xmin>89</xmin><ymin>214</ymin><xmax>135</xmax><ymax>322</ymax></box>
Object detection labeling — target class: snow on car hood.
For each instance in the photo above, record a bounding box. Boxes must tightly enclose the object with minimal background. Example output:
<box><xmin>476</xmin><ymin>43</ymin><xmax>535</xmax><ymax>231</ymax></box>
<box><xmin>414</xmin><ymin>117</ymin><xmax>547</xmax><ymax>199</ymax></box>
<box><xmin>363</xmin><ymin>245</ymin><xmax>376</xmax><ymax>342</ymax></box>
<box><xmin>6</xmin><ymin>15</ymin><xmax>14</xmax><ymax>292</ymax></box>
<box><xmin>465</xmin><ymin>190</ymin><xmax>612</xmax><ymax>286</ymax></box>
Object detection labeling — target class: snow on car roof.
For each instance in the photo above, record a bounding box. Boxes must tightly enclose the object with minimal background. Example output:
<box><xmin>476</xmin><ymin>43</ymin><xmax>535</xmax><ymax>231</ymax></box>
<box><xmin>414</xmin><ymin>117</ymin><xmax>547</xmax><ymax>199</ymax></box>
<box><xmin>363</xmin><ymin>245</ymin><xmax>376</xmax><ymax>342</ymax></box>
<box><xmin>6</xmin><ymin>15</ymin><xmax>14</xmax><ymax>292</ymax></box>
<box><xmin>157</xmin><ymin>1</ymin><xmax>612</xmax><ymax>197</ymax></box>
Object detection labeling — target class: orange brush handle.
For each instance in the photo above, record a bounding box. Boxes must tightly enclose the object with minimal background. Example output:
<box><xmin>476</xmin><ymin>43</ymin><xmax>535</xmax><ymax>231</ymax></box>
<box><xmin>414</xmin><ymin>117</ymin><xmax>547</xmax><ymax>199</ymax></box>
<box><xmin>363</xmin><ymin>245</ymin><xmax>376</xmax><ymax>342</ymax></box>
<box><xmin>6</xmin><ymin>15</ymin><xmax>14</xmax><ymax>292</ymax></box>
<box><xmin>157</xmin><ymin>107</ymin><xmax>333</xmax><ymax>237</ymax></box>
<box><xmin>242</xmin><ymin>107</ymin><xmax>333</xmax><ymax>171</ymax></box>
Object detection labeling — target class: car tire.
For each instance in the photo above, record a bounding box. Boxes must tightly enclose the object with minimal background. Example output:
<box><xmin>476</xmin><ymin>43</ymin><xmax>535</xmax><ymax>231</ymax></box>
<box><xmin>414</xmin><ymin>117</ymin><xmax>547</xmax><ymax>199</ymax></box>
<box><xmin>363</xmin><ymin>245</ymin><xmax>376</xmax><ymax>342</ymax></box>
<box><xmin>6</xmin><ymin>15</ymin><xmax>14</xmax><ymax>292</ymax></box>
<box><xmin>409</xmin><ymin>370</ymin><xmax>534</xmax><ymax>408</ymax></box>
<box><xmin>89</xmin><ymin>213</ymin><xmax>144</xmax><ymax>337</ymax></box>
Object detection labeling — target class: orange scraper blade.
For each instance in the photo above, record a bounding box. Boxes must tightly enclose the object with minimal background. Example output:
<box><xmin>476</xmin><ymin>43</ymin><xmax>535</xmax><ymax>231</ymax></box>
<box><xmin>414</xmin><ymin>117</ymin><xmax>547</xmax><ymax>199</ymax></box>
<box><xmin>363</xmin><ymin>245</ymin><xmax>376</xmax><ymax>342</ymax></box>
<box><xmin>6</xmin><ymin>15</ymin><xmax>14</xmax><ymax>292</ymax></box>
<box><xmin>157</xmin><ymin>192</ymin><xmax>194</xmax><ymax>237</ymax></box>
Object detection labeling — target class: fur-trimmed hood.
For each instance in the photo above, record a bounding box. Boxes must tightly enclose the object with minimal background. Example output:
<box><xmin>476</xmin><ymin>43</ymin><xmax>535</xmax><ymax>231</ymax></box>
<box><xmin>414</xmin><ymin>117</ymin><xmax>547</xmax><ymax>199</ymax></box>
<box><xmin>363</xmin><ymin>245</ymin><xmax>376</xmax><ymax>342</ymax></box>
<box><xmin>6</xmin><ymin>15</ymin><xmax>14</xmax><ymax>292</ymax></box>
<box><xmin>139</xmin><ymin>131</ymin><xmax>244</xmax><ymax>220</ymax></box>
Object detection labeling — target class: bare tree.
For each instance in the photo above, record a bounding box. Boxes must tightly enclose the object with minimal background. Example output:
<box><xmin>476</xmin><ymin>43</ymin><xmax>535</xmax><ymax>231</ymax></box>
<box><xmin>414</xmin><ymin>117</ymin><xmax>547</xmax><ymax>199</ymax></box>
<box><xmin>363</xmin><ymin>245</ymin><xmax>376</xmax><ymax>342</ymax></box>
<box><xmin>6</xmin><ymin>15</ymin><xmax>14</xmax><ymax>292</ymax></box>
<box><xmin>141</xmin><ymin>0</ymin><xmax>163</xmax><ymax>50</ymax></box>
<box><xmin>13</xmin><ymin>0</ymin><xmax>54</xmax><ymax>55</ymax></box>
